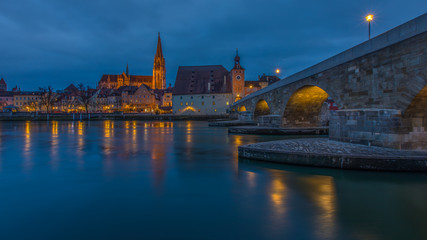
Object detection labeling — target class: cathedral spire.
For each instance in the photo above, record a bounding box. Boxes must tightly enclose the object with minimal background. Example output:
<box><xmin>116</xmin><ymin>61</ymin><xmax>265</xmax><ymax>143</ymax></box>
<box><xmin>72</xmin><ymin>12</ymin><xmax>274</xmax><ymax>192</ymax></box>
<box><xmin>153</xmin><ymin>32</ymin><xmax>166</xmax><ymax>89</ymax></box>
<box><xmin>155</xmin><ymin>32</ymin><xmax>163</xmax><ymax>58</ymax></box>
<box><xmin>126</xmin><ymin>62</ymin><xmax>129</xmax><ymax>76</ymax></box>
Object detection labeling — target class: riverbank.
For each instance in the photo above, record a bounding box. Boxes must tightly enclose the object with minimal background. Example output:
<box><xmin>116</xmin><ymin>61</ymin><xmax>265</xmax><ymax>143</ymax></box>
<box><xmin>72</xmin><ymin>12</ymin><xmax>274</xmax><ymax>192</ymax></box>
<box><xmin>238</xmin><ymin>138</ymin><xmax>427</xmax><ymax>172</ymax></box>
<box><xmin>208</xmin><ymin>120</ymin><xmax>257</xmax><ymax>127</ymax></box>
<box><xmin>0</xmin><ymin>112</ymin><xmax>232</xmax><ymax>121</ymax></box>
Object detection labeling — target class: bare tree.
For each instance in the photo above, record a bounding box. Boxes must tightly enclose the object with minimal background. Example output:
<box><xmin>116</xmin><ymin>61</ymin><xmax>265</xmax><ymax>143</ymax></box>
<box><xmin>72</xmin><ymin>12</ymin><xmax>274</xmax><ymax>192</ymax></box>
<box><xmin>77</xmin><ymin>84</ymin><xmax>96</xmax><ymax>115</ymax></box>
<box><xmin>39</xmin><ymin>86</ymin><xmax>56</xmax><ymax>113</ymax></box>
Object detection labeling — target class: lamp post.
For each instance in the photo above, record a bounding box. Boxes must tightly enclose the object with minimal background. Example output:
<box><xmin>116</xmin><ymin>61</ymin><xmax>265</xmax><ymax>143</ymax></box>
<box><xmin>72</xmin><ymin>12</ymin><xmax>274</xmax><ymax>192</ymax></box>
<box><xmin>366</xmin><ymin>14</ymin><xmax>374</xmax><ymax>40</ymax></box>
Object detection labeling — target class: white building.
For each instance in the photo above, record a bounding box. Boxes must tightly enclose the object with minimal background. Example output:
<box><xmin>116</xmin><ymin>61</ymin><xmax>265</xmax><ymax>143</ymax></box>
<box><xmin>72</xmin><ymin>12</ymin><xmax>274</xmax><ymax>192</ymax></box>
<box><xmin>172</xmin><ymin>52</ymin><xmax>245</xmax><ymax>115</ymax></box>
<box><xmin>173</xmin><ymin>93</ymin><xmax>232</xmax><ymax>115</ymax></box>
<box><xmin>172</xmin><ymin>65</ymin><xmax>234</xmax><ymax>115</ymax></box>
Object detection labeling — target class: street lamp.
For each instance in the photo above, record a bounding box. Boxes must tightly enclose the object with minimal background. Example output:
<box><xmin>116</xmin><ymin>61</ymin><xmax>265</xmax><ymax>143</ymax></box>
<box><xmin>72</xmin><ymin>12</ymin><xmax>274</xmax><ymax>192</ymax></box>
<box><xmin>275</xmin><ymin>69</ymin><xmax>280</xmax><ymax>74</ymax></box>
<box><xmin>365</xmin><ymin>14</ymin><xmax>374</xmax><ymax>40</ymax></box>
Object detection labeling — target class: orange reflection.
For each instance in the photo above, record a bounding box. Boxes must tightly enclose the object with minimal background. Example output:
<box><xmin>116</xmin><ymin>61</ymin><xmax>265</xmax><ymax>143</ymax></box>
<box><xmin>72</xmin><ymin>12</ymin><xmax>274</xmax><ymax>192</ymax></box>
<box><xmin>50</xmin><ymin>121</ymin><xmax>59</xmax><ymax>170</ymax></box>
<box><xmin>23</xmin><ymin>121</ymin><xmax>32</xmax><ymax>170</ymax></box>
<box><xmin>104</xmin><ymin>120</ymin><xmax>114</xmax><ymax>138</ymax></box>
<box><xmin>132</xmin><ymin>121</ymin><xmax>137</xmax><ymax>152</ymax></box>
<box><xmin>78</xmin><ymin>121</ymin><xmax>84</xmax><ymax>136</ymax></box>
<box><xmin>246</xmin><ymin>171</ymin><xmax>256</xmax><ymax>188</ymax></box>
<box><xmin>270</xmin><ymin>178</ymin><xmax>287</xmax><ymax>214</ymax></box>
<box><xmin>186</xmin><ymin>121</ymin><xmax>192</xmax><ymax>143</ymax></box>
<box><xmin>300</xmin><ymin>175</ymin><xmax>337</xmax><ymax>239</ymax></box>
<box><xmin>76</xmin><ymin>121</ymin><xmax>85</xmax><ymax>167</ymax></box>
<box><xmin>103</xmin><ymin>121</ymin><xmax>114</xmax><ymax>171</ymax></box>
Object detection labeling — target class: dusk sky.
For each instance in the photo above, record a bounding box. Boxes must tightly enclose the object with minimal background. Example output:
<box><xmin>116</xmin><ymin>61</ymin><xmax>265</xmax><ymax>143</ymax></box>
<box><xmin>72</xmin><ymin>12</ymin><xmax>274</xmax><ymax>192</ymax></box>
<box><xmin>1</xmin><ymin>0</ymin><xmax>426</xmax><ymax>90</ymax></box>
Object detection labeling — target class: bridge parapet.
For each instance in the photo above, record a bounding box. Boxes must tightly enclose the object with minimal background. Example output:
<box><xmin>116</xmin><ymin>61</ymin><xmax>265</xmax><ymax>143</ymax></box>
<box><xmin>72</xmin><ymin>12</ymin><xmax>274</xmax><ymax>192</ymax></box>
<box><xmin>233</xmin><ymin>13</ymin><xmax>427</xmax><ymax>106</ymax></box>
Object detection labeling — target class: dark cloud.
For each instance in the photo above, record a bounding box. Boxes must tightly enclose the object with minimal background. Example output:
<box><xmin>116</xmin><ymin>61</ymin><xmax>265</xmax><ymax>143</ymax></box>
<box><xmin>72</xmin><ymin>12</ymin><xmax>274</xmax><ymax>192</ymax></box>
<box><xmin>0</xmin><ymin>0</ymin><xmax>426</xmax><ymax>90</ymax></box>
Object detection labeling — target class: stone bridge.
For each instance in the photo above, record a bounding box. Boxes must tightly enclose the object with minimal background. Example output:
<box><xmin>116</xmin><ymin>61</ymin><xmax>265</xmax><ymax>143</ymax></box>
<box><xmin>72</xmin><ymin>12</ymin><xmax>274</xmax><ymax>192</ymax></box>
<box><xmin>232</xmin><ymin>13</ymin><xmax>427</xmax><ymax>150</ymax></box>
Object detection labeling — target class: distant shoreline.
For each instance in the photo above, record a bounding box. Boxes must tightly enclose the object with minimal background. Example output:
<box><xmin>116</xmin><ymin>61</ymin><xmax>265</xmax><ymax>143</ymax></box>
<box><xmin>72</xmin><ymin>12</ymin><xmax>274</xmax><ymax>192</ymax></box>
<box><xmin>0</xmin><ymin>112</ymin><xmax>232</xmax><ymax>121</ymax></box>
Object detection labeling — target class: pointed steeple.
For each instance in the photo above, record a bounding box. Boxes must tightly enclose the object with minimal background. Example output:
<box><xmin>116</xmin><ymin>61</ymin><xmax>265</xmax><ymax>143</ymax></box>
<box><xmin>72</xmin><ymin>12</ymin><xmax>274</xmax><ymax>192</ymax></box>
<box><xmin>126</xmin><ymin>62</ymin><xmax>129</xmax><ymax>76</ymax></box>
<box><xmin>233</xmin><ymin>48</ymin><xmax>243</xmax><ymax>69</ymax></box>
<box><xmin>155</xmin><ymin>32</ymin><xmax>163</xmax><ymax>58</ymax></box>
<box><xmin>153</xmin><ymin>32</ymin><xmax>166</xmax><ymax>89</ymax></box>
<box><xmin>234</xmin><ymin>48</ymin><xmax>240</xmax><ymax>64</ymax></box>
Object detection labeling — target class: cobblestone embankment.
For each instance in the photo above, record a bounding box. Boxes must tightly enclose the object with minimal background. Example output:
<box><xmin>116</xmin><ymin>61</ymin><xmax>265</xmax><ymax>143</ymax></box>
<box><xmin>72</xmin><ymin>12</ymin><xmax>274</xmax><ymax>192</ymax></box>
<box><xmin>238</xmin><ymin>138</ymin><xmax>427</xmax><ymax>171</ymax></box>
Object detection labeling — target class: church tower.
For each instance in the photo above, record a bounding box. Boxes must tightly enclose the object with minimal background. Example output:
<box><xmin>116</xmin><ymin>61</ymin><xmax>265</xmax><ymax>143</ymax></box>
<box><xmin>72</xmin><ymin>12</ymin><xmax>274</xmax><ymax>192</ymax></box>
<box><xmin>230</xmin><ymin>49</ymin><xmax>245</xmax><ymax>102</ymax></box>
<box><xmin>153</xmin><ymin>33</ymin><xmax>166</xmax><ymax>89</ymax></box>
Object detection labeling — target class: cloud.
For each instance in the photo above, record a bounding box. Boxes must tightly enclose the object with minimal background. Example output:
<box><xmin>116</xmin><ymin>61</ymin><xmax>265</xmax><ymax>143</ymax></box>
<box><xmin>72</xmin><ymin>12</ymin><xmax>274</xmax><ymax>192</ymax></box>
<box><xmin>0</xmin><ymin>0</ymin><xmax>426</xmax><ymax>90</ymax></box>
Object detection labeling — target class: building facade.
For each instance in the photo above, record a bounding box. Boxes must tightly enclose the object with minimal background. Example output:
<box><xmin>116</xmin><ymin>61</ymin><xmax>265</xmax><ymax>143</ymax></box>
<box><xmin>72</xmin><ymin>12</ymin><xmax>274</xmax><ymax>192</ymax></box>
<box><xmin>172</xmin><ymin>51</ymin><xmax>244</xmax><ymax>115</ymax></box>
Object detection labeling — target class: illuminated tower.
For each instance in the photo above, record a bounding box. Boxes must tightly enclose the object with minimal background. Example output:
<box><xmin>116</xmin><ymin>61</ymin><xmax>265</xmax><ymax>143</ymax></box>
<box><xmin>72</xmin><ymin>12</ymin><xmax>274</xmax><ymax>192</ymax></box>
<box><xmin>153</xmin><ymin>33</ymin><xmax>166</xmax><ymax>89</ymax></box>
<box><xmin>230</xmin><ymin>49</ymin><xmax>245</xmax><ymax>102</ymax></box>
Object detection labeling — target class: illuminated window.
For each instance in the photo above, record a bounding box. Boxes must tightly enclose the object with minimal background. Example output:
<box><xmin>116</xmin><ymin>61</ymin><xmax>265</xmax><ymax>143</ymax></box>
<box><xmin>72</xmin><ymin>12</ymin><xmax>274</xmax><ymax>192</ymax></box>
<box><xmin>214</xmin><ymin>109</ymin><xmax>217</xmax><ymax>112</ymax></box>
<box><xmin>212</xmin><ymin>101</ymin><xmax>215</xmax><ymax>105</ymax></box>
<box><xmin>186</xmin><ymin>102</ymin><xmax>188</xmax><ymax>106</ymax></box>
<box><xmin>191</xmin><ymin>102</ymin><xmax>193</xmax><ymax>105</ymax></box>
<box><xmin>181</xmin><ymin>102</ymin><xmax>183</xmax><ymax>106</ymax></box>
<box><xmin>226</xmin><ymin>101</ymin><xmax>229</xmax><ymax>105</ymax></box>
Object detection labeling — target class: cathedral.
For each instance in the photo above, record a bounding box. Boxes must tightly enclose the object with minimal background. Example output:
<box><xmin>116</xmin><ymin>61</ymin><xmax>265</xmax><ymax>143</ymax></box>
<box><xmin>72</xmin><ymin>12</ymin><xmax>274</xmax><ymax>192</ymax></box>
<box><xmin>97</xmin><ymin>33</ymin><xmax>166</xmax><ymax>90</ymax></box>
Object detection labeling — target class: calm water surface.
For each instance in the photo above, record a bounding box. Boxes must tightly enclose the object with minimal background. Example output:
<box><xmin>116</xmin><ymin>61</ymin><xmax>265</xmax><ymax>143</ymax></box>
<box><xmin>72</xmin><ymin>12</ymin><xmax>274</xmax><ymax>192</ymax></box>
<box><xmin>0</xmin><ymin>121</ymin><xmax>426</xmax><ymax>240</ymax></box>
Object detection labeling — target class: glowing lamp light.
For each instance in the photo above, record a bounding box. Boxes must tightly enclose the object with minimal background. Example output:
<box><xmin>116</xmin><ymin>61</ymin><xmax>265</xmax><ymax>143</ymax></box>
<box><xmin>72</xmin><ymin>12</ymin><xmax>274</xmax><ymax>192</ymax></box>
<box><xmin>276</xmin><ymin>69</ymin><xmax>280</xmax><ymax>74</ymax></box>
<box><xmin>365</xmin><ymin>14</ymin><xmax>374</xmax><ymax>40</ymax></box>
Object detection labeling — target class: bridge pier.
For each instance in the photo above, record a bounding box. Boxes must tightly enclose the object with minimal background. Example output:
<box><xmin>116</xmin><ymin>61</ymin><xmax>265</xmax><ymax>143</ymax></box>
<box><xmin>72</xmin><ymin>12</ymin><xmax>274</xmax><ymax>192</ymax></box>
<box><xmin>329</xmin><ymin>109</ymin><xmax>427</xmax><ymax>150</ymax></box>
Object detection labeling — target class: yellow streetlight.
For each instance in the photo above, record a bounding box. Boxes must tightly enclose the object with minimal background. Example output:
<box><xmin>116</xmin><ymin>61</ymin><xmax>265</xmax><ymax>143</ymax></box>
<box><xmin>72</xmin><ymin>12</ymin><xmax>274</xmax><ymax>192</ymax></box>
<box><xmin>276</xmin><ymin>69</ymin><xmax>280</xmax><ymax>74</ymax></box>
<box><xmin>365</xmin><ymin>14</ymin><xmax>374</xmax><ymax>40</ymax></box>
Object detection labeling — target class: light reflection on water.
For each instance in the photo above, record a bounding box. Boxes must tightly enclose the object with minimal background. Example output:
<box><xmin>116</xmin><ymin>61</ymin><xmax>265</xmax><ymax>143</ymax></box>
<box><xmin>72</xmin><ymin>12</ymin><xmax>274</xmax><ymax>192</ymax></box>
<box><xmin>0</xmin><ymin>121</ymin><xmax>426</xmax><ymax>240</ymax></box>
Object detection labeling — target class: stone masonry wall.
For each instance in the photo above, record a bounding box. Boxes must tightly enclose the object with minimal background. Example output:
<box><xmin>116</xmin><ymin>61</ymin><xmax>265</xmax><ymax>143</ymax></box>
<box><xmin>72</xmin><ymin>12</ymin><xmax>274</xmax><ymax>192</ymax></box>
<box><xmin>258</xmin><ymin>115</ymin><xmax>282</xmax><ymax>128</ymax></box>
<box><xmin>233</xmin><ymin>30</ymin><xmax>427</xmax><ymax>125</ymax></box>
<box><xmin>330</xmin><ymin>109</ymin><xmax>427</xmax><ymax>150</ymax></box>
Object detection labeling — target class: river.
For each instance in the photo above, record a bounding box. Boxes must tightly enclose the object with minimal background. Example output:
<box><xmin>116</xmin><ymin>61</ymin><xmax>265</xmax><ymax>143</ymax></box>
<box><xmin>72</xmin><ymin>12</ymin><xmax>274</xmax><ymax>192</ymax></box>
<box><xmin>0</xmin><ymin>121</ymin><xmax>426</xmax><ymax>240</ymax></box>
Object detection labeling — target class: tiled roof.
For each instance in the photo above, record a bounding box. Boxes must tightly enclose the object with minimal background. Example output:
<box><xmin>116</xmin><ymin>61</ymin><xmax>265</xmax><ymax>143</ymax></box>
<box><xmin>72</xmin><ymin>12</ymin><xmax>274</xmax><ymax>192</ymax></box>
<box><xmin>0</xmin><ymin>91</ymin><xmax>13</xmax><ymax>97</ymax></box>
<box><xmin>173</xmin><ymin>65</ymin><xmax>231</xmax><ymax>95</ymax></box>
<box><xmin>64</xmin><ymin>84</ymin><xmax>78</xmax><ymax>93</ymax></box>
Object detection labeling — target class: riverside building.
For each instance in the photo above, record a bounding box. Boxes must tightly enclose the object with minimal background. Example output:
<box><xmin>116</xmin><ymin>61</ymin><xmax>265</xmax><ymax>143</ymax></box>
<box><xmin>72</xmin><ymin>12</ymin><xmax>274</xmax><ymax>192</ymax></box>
<box><xmin>172</xmin><ymin>51</ymin><xmax>245</xmax><ymax>115</ymax></box>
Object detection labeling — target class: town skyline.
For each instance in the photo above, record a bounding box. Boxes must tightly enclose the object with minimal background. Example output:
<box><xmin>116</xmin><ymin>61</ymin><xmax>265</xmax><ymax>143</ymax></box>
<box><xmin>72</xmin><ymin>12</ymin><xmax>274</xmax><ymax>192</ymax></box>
<box><xmin>1</xmin><ymin>0</ymin><xmax>426</xmax><ymax>90</ymax></box>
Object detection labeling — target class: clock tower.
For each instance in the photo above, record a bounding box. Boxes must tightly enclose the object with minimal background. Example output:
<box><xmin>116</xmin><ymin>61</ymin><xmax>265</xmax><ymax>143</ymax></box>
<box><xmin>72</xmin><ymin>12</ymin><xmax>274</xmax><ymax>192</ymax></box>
<box><xmin>230</xmin><ymin>49</ymin><xmax>245</xmax><ymax>102</ymax></box>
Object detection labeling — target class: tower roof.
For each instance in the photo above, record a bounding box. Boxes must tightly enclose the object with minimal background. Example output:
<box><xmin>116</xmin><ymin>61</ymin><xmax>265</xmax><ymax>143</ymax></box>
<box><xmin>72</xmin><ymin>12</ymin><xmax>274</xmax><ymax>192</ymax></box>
<box><xmin>0</xmin><ymin>78</ymin><xmax>5</xmax><ymax>85</ymax></box>
<box><xmin>233</xmin><ymin>48</ymin><xmax>244</xmax><ymax>70</ymax></box>
<box><xmin>234</xmin><ymin>49</ymin><xmax>240</xmax><ymax>62</ymax></box>
<box><xmin>155</xmin><ymin>32</ymin><xmax>163</xmax><ymax>58</ymax></box>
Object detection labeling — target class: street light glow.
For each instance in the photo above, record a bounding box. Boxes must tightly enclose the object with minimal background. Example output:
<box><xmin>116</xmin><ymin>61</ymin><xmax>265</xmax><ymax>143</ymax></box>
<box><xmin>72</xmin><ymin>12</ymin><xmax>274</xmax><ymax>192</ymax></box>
<box><xmin>276</xmin><ymin>69</ymin><xmax>280</xmax><ymax>74</ymax></box>
<box><xmin>366</xmin><ymin>14</ymin><xmax>373</xmax><ymax>22</ymax></box>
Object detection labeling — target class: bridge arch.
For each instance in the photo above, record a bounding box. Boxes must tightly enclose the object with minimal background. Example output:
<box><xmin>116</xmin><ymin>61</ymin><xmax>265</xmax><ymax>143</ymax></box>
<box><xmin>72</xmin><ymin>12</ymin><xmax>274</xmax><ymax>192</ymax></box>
<box><xmin>404</xmin><ymin>84</ymin><xmax>427</xmax><ymax>118</ymax></box>
<box><xmin>238</xmin><ymin>105</ymin><xmax>247</xmax><ymax>112</ymax></box>
<box><xmin>282</xmin><ymin>85</ymin><xmax>337</xmax><ymax>127</ymax></box>
<box><xmin>254</xmin><ymin>99</ymin><xmax>271</xmax><ymax>120</ymax></box>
